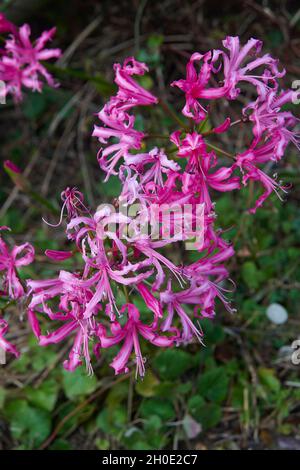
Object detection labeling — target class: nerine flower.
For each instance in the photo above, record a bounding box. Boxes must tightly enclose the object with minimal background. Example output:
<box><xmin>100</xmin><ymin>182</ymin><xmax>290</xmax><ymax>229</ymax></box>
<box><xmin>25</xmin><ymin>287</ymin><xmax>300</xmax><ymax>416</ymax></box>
<box><xmin>98</xmin><ymin>303</ymin><xmax>176</xmax><ymax>377</ymax></box>
<box><xmin>0</xmin><ymin>227</ymin><xmax>35</xmax><ymax>299</ymax></box>
<box><xmin>27</xmin><ymin>271</ymin><xmax>99</xmax><ymax>373</ymax></box>
<box><xmin>0</xmin><ymin>14</ymin><xmax>61</xmax><ymax>101</ymax></box>
<box><xmin>171</xmin><ymin>51</ymin><xmax>226</xmax><ymax>122</ymax></box>
<box><xmin>93</xmin><ymin>57</ymin><xmax>157</xmax><ymax>180</ymax></box>
<box><xmin>93</xmin><ymin>105</ymin><xmax>144</xmax><ymax>179</ymax></box>
<box><xmin>221</xmin><ymin>36</ymin><xmax>285</xmax><ymax>100</ymax></box>
<box><xmin>114</xmin><ymin>57</ymin><xmax>158</xmax><ymax>108</ymax></box>
<box><xmin>244</xmin><ymin>89</ymin><xmax>300</xmax><ymax>158</ymax></box>
<box><xmin>0</xmin><ymin>318</ymin><xmax>20</xmax><ymax>358</ymax></box>
<box><xmin>0</xmin><ymin>13</ymin><xmax>17</xmax><ymax>35</ymax></box>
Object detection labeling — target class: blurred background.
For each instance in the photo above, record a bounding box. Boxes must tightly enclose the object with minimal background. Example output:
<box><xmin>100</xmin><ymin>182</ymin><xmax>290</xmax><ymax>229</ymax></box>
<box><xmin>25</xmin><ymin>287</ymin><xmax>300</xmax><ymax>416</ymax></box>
<box><xmin>0</xmin><ymin>0</ymin><xmax>300</xmax><ymax>450</ymax></box>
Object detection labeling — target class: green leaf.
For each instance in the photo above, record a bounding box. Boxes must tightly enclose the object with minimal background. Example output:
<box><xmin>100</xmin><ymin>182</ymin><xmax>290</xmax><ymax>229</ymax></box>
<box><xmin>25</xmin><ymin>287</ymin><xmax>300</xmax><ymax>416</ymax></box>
<box><xmin>258</xmin><ymin>367</ymin><xmax>281</xmax><ymax>394</ymax></box>
<box><xmin>188</xmin><ymin>396</ymin><xmax>222</xmax><ymax>430</ymax></box>
<box><xmin>139</xmin><ymin>398</ymin><xmax>175</xmax><ymax>421</ymax></box>
<box><xmin>135</xmin><ymin>371</ymin><xmax>160</xmax><ymax>397</ymax></box>
<box><xmin>22</xmin><ymin>92</ymin><xmax>47</xmax><ymax>120</ymax></box>
<box><xmin>242</xmin><ymin>261</ymin><xmax>260</xmax><ymax>290</ymax></box>
<box><xmin>26</xmin><ymin>379</ymin><xmax>59</xmax><ymax>412</ymax></box>
<box><xmin>50</xmin><ymin>439</ymin><xmax>72</xmax><ymax>450</ymax></box>
<box><xmin>62</xmin><ymin>367</ymin><xmax>98</xmax><ymax>400</ymax></box>
<box><xmin>153</xmin><ymin>349</ymin><xmax>192</xmax><ymax>380</ymax></box>
<box><xmin>5</xmin><ymin>399</ymin><xmax>51</xmax><ymax>447</ymax></box>
<box><xmin>197</xmin><ymin>367</ymin><xmax>229</xmax><ymax>403</ymax></box>
<box><xmin>200</xmin><ymin>318</ymin><xmax>225</xmax><ymax>345</ymax></box>
<box><xmin>96</xmin><ymin>406</ymin><xmax>127</xmax><ymax>435</ymax></box>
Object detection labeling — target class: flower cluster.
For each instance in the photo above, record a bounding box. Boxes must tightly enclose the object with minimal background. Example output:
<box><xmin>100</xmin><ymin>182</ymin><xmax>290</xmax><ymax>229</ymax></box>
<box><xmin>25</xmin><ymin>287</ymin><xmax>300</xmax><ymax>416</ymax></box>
<box><xmin>0</xmin><ymin>13</ymin><xmax>61</xmax><ymax>101</ymax></box>
<box><xmin>1</xmin><ymin>34</ymin><xmax>298</xmax><ymax>378</ymax></box>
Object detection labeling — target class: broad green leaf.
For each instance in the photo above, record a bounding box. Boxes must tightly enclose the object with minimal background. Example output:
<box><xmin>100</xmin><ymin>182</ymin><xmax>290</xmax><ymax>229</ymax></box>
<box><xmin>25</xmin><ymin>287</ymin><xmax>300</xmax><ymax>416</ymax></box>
<box><xmin>26</xmin><ymin>379</ymin><xmax>59</xmax><ymax>412</ymax></box>
<box><xmin>188</xmin><ymin>396</ymin><xmax>222</xmax><ymax>430</ymax></box>
<box><xmin>153</xmin><ymin>349</ymin><xmax>192</xmax><ymax>380</ymax></box>
<box><xmin>139</xmin><ymin>397</ymin><xmax>175</xmax><ymax>421</ymax></box>
<box><xmin>4</xmin><ymin>399</ymin><xmax>51</xmax><ymax>447</ymax></box>
<box><xmin>197</xmin><ymin>367</ymin><xmax>229</xmax><ymax>403</ymax></box>
<box><xmin>62</xmin><ymin>367</ymin><xmax>98</xmax><ymax>400</ymax></box>
<box><xmin>135</xmin><ymin>371</ymin><xmax>160</xmax><ymax>397</ymax></box>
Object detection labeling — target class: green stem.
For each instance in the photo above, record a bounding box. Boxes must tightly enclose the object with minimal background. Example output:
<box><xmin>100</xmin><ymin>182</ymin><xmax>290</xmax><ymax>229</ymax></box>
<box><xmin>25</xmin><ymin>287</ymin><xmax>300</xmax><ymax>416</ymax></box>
<box><xmin>205</xmin><ymin>142</ymin><xmax>235</xmax><ymax>160</ymax></box>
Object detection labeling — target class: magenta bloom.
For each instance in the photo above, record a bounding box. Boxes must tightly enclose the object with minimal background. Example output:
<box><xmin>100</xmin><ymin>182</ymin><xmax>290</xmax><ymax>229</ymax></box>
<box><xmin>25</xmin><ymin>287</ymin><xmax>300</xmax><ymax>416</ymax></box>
<box><xmin>0</xmin><ymin>13</ymin><xmax>17</xmax><ymax>35</ymax></box>
<box><xmin>0</xmin><ymin>17</ymin><xmax>61</xmax><ymax>101</ymax></box>
<box><xmin>93</xmin><ymin>57</ymin><xmax>157</xmax><ymax>180</ymax></box>
<box><xmin>98</xmin><ymin>303</ymin><xmax>177</xmax><ymax>377</ymax></box>
<box><xmin>171</xmin><ymin>51</ymin><xmax>227</xmax><ymax>122</ymax></box>
<box><xmin>244</xmin><ymin>89</ymin><xmax>300</xmax><ymax>159</ymax></box>
<box><xmin>0</xmin><ymin>318</ymin><xmax>20</xmax><ymax>359</ymax></box>
<box><xmin>27</xmin><ymin>271</ymin><xmax>99</xmax><ymax>372</ymax></box>
<box><xmin>114</xmin><ymin>57</ymin><xmax>158</xmax><ymax>109</ymax></box>
<box><xmin>93</xmin><ymin>105</ymin><xmax>145</xmax><ymax>179</ymax></box>
<box><xmin>222</xmin><ymin>36</ymin><xmax>285</xmax><ymax>100</ymax></box>
<box><xmin>0</xmin><ymin>228</ymin><xmax>35</xmax><ymax>299</ymax></box>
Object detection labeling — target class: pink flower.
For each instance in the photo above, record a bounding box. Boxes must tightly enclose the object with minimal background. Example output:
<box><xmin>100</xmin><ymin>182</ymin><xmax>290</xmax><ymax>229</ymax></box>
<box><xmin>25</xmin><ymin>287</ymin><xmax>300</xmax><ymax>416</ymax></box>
<box><xmin>244</xmin><ymin>89</ymin><xmax>299</xmax><ymax>158</ymax></box>
<box><xmin>183</xmin><ymin>245</ymin><xmax>236</xmax><ymax>317</ymax></box>
<box><xmin>93</xmin><ymin>105</ymin><xmax>144</xmax><ymax>180</ymax></box>
<box><xmin>93</xmin><ymin>57</ymin><xmax>157</xmax><ymax>180</ymax></box>
<box><xmin>114</xmin><ymin>57</ymin><xmax>158</xmax><ymax>109</ymax></box>
<box><xmin>125</xmin><ymin>147</ymin><xmax>180</xmax><ymax>186</ymax></box>
<box><xmin>27</xmin><ymin>271</ymin><xmax>99</xmax><ymax>373</ymax></box>
<box><xmin>235</xmin><ymin>138</ymin><xmax>288</xmax><ymax>213</ymax></box>
<box><xmin>98</xmin><ymin>303</ymin><xmax>176</xmax><ymax>377</ymax></box>
<box><xmin>170</xmin><ymin>131</ymin><xmax>239</xmax><ymax>209</ymax></box>
<box><xmin>0</xmin><ymin>228</ymin><xmax>35</xmax><ymax>299</ymax></box>
<box><xmin>222</xmin><ymin>36</ymin><xmax>285</xmax><ymax>100</ymax></box>
<box><xmin>171</xmin><ymin>51</ymin><xmax>226</xmax><ymax>122</ymax></box>
<box><xmin>0</xmin><ymin>20</ymin><xmax>61</xmax><ymax>101</ymax></box>
<box><xmin>0</xmin><ymin>318</ymin><xmax>20</xmax><ymax>358</ymax></box>
<box><xmin>160</xmin><ymin>280</ymin><xmax>206</xmax><ymax>344</ymax></box>
<box><xmin>66</xmin><ymin>207</ymin><xmax>153</xmax><ymax>319</ymax></box>
<box><xmin>0</xmin><ymin>13</ymin><xmax>17</xmax><ymax>35</ymax></box>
